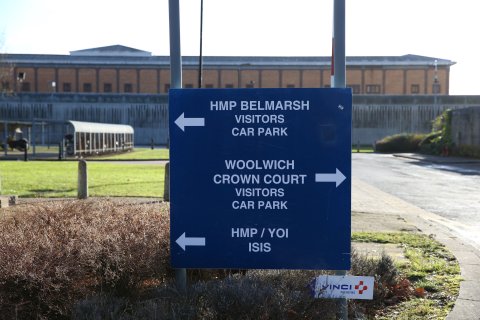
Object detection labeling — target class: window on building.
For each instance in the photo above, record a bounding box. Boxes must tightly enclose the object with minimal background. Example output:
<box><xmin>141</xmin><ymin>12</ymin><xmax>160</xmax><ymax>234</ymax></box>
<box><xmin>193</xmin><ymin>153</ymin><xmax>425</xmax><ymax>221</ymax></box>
<box><xmin>124</xmin><ymin>83</ymin><xmax>133</xmax><ymax>93</ymax></box>
<box><xmin>225</xmin><ymin>84</ymin><xmax>234</xmax><ymax>88</ymax></box>
<box><xmin>286</xmin><ymin>84</ymin><xmax>295</xmax><ymax>88</ymax></box>
<box><xmin>83</xmin><ymin>83</ymin><xmax>92</xmax><ymax>92</ymax></box>
<box><xmin>432</xmin><ymin>83</ymin><xmax>441</xmax><ymax>94</ymax></box>
<box><xmin>21</xmin><ymin>82</ymin><xmax>31</xmax><ymax>92</ymax></box>
<box><xmin>366</xmin><ymin>84</ymin><xmax>381</xmax><ymax>94</ymax></box>
<box><xmin>17</xmin><ymin>72</ymin><xmax>26</xmax><ymax>81</ymax></box>
<box><xmin>348</xmin><ymin>84</ymin><xmax>360</xmax><ymax>94</ymax></box>
<box><xmin>205</xmin><ymin>84</ymin><xmax>214</xmax><ymax>88</ymax></box>
<box><xmin>184</xmin><ymin>84</ymin><xmax>194</xmax><ymax>88</ymax></box>
<box><xmin>411</xmin><ymin>84</ymin><xmax>420</xmax><ymax>94</ymax></box>
<box><xmin>324</xmin><ymin>84</ymin><xmax>331</xmax><ymax>88</ymax></box>
<box><xmin>63</xmin><ymin>83</ymin><xmax>71</xmax><ymax>92</ymax></box>
<box><xmin>104</xmin><ymin>83</ymin><xmax>112</xmax><ymax>93</ymax></box>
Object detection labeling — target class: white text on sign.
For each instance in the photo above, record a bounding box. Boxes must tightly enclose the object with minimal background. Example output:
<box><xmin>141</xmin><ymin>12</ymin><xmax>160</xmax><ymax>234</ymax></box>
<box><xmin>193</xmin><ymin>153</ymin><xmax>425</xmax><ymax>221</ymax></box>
<box><xmin>231</xmin><ymin>227</ymin><xmax>290</xmax><ymax>253</ymax></box>
<box><xmin>210</xmin><ymin>100</ymin><xmax>310</xmax><ymax>111</ymax></box>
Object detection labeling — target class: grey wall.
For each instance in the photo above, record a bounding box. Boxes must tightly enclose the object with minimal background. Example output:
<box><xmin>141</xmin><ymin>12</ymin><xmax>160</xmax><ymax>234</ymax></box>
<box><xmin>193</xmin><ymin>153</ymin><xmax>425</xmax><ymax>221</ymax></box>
<box><xmin>451</xmin><ymin>107</ymin><xmax>480</xmax><ymax>146</ymax></box>
<box><xmin>353</xmin><ymin>104</ymin><xmax>455</xmax><ymax>145</ymax></box>
<box><xmin>0</xmin><ymin>94</ymin><xmax>169</xmax><ymax>145</ymax></box>
<box><xmin>2</xmin><ymin>93</ymin><xmax>480</xmax><ymax>146</ymax></box>
<box><xmin>352</xmin><ymin>95</ymin><xmax>480</xmax><ymax>145</ymax></box>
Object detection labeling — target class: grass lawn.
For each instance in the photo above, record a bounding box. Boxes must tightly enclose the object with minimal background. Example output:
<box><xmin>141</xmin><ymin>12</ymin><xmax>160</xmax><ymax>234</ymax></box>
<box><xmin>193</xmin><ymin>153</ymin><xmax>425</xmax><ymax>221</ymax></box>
<box><xmin>94</xmin><ymin>147</ymin><xmax>169</xmax><ymax>160</ymax></box>
<box><xmin>0</xmin><ymin>161</ymin><xmax>165</xmax><ymax>198</ymax></box>
<box><xmin>352</xmin><ymin>145</ymin><xmax>374</xmax><ymax>153</ymax></box>
<box><xmin>7</xmin><ymin>145</ymin><xmax>370</xmax><ymax>158</ymax></box>
<box><xmin>352</xmin><ymin>232</ymin><xmax>461</xmax><ymax>319</ymax></box>
<box><xmin>1</xmin><ymin>146</ymin><xmax>169</xmax><ymax>160</ymax></box>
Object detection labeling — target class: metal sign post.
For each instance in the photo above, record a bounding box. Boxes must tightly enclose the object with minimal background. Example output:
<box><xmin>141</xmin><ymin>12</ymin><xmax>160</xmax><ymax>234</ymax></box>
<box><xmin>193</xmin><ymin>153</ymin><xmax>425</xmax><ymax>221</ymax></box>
<box><xmin>332</xmin><ymin>0</ymin><xmax>348</xmax><ymax>319</ymax></box>
<box><xmin>168</xmin><ymin>0</ymin><xmax>186</xmax><ymax>294</ymax></box>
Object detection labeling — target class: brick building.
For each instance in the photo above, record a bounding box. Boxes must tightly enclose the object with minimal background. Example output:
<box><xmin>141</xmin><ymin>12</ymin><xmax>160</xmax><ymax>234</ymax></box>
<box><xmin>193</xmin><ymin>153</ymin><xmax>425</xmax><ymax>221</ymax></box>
<box><xmin>1</xmin><ymin>45</ymin><xmax>455</xmax><ymax>95</ymax></box>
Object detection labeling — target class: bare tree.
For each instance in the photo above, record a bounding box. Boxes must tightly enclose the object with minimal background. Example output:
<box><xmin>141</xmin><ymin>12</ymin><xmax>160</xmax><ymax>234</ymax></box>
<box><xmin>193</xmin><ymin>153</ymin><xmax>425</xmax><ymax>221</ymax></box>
<box><xmin>0</xmin><ymin>35</ymin><xmax>14</xmax><ymax>95</ymax></box>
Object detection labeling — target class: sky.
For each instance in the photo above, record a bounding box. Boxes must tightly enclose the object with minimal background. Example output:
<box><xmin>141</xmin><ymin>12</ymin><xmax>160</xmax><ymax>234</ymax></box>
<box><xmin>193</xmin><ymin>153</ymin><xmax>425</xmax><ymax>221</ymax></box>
<box><xmin>1</xmin><ymin>0</ymin><xmax>480</xmax><ymax>95</ymax></box>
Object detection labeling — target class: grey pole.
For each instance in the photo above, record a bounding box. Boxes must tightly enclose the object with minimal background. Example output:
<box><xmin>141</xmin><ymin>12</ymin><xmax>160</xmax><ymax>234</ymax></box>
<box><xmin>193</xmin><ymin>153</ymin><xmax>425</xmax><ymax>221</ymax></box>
<box><xmin>332</xmin><ymin>0</ymin><xmax>346</xmax><ymax>89</ymax></box>
<box><xmin>77</xmin><ymin>159</ymin><xmax>88</xmax><ymax>199</ymax></box>
<box><xmin>169</xmin><ymin>0</ymin><xmax>182</xmax><ymax>89</ymax></box>
<box><xmin>332</xmin><ymin>1</ymin><xmax>348</xmax><ymax>319</ymax></box>
<box><xmin>168</xmin><ymin>0</ymin><xmax>186</xmax><ymax>294</ymax></box>
<box><xmin>163</xmin><ymin>162</ymin><xmax>170</xmax><ymax>201</ymax></box>
<box><xmin>31</xmin><ymin>120</ymin><xmax>36</xmax><ymax>157</ymax></box>
<box><xmin>198</xmin><ymin>0</ymin><xmax>204</xmax><ymax>88</ymax></box>
<box><xmin>23</xmin><ymin>142</ymin><xmax>28</xmax><ymax>161</ymax></box>
<box><xmin>3</xmin><ymin>121</ymin><xmax>8</xmax><ymax>156</ymax></box>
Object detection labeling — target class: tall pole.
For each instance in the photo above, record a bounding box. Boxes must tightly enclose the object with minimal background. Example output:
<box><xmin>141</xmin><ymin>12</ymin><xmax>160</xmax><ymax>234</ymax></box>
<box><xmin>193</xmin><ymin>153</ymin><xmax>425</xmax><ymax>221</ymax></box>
<box><xmin>332</xmin><ymin>1</ymin><xmax>348</xmax><ymax>319</ymax></box>
<box><xmin>332</xmin><ymin>0</ymin><xmax>346</xmax><ymax>89</ymax></box>
<box><xmin>198</xmin><ymin>0</ymin><xmax>204</xmax><ymax>88</ymax></box>
<box><xmin>169</xmin><ymin>0</ymin><xmax>182</xmax><ymax>89</ymax></box>
<box><xmin>168</xmin><ymin>0</ymin><xmax>186</xmax><ymax>294</ymax></box>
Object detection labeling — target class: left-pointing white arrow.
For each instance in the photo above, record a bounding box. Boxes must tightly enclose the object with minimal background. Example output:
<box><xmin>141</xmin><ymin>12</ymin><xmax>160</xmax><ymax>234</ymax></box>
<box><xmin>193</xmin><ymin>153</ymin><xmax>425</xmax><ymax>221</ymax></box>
<box><xmin>175</xmin><ymin>113</ymin><xmax>205</xmax><ymax>131</ymax></box>
<box><xmin>176</xmin><ymin>232</ymin><xmax>206</xmax><ymax>251</ymax></box>
<box><xmin>315</xmin><ymin>168</ymin><xmax>347</xmax><ymax>188</ymax></box>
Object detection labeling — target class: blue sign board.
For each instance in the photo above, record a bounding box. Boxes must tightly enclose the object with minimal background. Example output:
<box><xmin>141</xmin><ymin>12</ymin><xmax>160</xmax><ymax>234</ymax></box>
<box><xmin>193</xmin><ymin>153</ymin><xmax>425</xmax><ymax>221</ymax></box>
<box><xmin>169</xmin><ymin>88</ymin><xmax>351</xmax><ymax>270</ymax></box>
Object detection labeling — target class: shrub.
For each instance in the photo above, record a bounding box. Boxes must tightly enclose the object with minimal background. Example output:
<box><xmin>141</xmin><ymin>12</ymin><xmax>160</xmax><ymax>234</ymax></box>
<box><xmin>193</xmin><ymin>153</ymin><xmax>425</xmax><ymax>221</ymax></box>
<box><xmin>1</xmin><ymin>200</ymin><xmax>415</xmax><ymax>319</ymax></box>
<box><xmin>72</xmin><ymin>253</ymin><xmax>411</xmax><ymax>319</ymax></box>
<box><xmin>350</xmin><ymin>250</ymin><xmax>413</xmax><ymax>317</ymax></box>
<box><xmin>375</xmin><ymin>133</ymin><xmax>426</xmax><ymax>153</ymax></box>
<box><xmin>419</xmin><ymin>109</ymin><xmax>453</xmax><ymax>155</ymax></box>
<box><xmin>0</xmin><ymin>199</ymin><xmax>170</xmax><ymax>319</ymax></box>
<box><xmin>72</xmin><ymin>270</ymin><xmax>339</xmax><ymax>320</ymax></box>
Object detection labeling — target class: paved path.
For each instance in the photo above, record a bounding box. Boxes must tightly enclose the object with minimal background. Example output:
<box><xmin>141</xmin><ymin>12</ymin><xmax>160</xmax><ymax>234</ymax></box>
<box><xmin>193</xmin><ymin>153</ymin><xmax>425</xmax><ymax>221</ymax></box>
<box><xmin>352</xmin><ymin>171</ymin><xmax>480</xmax><ymax>319</ymax></box>
<box><xmin>353</xmin><ymin>153</ymin><xmax>480</xmax><ymax>242</ymax></box>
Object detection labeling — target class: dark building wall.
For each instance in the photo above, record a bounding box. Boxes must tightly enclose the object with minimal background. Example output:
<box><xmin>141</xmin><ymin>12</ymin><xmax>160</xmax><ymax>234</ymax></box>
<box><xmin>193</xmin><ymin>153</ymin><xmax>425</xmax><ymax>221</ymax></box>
<box><xmin>2</xmin><ymin>51</ymin><xmax>454</xmax><ymax>96</ymax></box>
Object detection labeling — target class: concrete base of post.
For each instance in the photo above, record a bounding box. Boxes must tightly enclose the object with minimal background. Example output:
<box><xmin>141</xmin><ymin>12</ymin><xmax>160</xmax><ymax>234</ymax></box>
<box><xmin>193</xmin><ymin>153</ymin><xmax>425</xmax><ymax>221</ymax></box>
<box><xmin>78</xmin><ymin>159</ymin><xmax>88</xmax><ymax>199</ymax></box>
<box><xmin>0</xmin><ymin>196</ymin><xmax>9</xmax><ymax>208</ymax></box>
<box><xmin>0</xmin><ymin>195</ymin><xmax>18</xmax><ymax>208</ymax></box>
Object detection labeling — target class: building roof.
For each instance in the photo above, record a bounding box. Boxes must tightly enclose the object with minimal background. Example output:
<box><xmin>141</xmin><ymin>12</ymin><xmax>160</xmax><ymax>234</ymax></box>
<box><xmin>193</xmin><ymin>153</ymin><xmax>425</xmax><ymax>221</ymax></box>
<box><xmin>70</xmin><ymin>45</ymin><xmax>152</xmax><ymax>57</ymax></box>
<box><xmin>3</xmin><ymin>45</ymin><xmax>456</xmax><ymax>68</ymax></box>
<box><xmin>68</xmin><ymin>120</ymin><xmax>134</xmax><ymax>134</ymax></box>
<box><xmin>190</xmin><ymin>54</ymin><xmax>455</xmax><ymax>67</ymax></box>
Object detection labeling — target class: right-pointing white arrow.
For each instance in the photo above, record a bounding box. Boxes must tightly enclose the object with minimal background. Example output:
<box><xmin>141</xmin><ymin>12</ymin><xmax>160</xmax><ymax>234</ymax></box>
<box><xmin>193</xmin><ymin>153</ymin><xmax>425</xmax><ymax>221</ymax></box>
<box><xmin>174</xmin><ymin>113</ymin><xmax>205</xmax><ymax>131</ymax></box>
<box><xmin>315</xmin><ymin>168</ymin><xmax>346</xmax><ymax>188</ymax></box>
<box><xmin>176</xmin><ymin>232</ymin><xmax>206</xmax><ymax>251</ymax></box>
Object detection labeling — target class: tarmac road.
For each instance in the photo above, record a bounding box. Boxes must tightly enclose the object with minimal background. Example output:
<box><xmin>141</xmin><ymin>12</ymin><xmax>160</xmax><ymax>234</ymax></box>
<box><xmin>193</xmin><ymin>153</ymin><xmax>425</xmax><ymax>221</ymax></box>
<box><xmin>353</xmin><ymin>153</ymin><xmax>480</xmax><ymax>250</ymax></box>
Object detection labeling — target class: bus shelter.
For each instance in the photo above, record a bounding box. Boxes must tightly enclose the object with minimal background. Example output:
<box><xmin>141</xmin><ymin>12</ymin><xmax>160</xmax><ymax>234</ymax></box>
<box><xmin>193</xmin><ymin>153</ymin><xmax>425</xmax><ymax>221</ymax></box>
<box><xmin>65</xmin><ymin>120</ymin><xmax>134</xmax><ymax>156</ymax></box>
